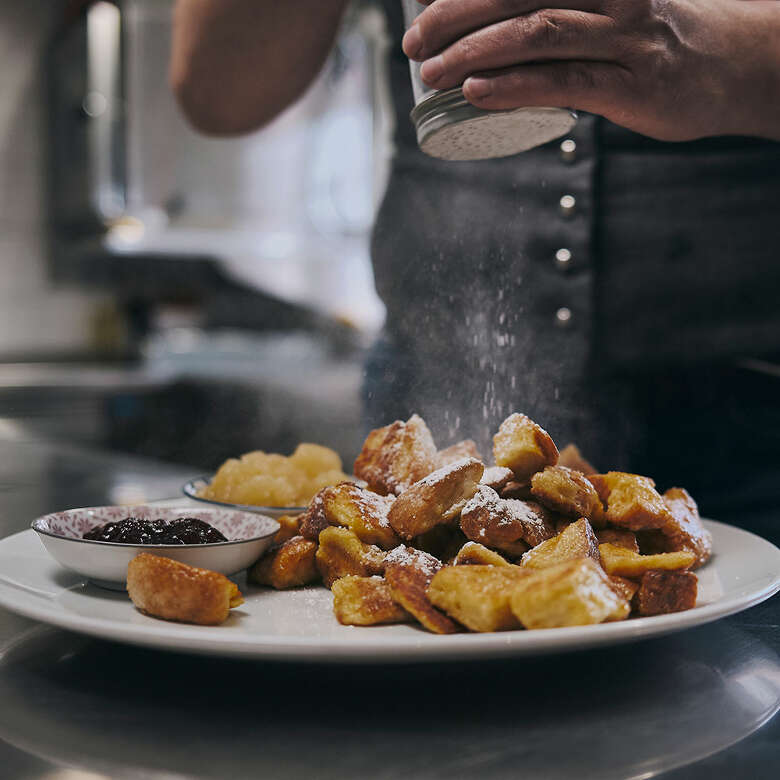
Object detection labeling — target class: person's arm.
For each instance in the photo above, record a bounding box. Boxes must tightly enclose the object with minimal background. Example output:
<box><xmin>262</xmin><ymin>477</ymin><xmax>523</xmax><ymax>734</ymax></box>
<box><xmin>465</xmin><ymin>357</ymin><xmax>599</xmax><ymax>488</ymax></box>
<box><xmin>403</xmin><ymin>0</ymin><xmax>780</xmax><ymax>142</ymax></box>
<box><xmin>170</xmin><ymin>0</ymin><xmax>350</xmax><ymax>135</ymax></box>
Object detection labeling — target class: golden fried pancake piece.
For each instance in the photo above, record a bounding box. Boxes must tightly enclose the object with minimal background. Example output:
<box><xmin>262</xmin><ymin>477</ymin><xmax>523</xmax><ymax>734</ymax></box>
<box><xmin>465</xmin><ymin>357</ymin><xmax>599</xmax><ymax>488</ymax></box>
<box><xmin>492</xmin><ymin>413</ymin><xmax>559</xmax><ymax>483</ymax></box>
<box><xmin>384</xmin><ymin>546</ymin><xmax>459</xmax><ymax>634</ymax></box>
<box><xmin>298</xmin><ymin>489</ymin><xmax>330</xmax><ymax>541</ymax></box>
<box><xmin>557</xmin><ymin>443</ymin><xmax>597</xmax><ymax>475</ymax></box>
<box><xmin>331</xmin><ymin>575</ymin><xmax>412</xmax><ymax>626</ymax></box>
<box><xmin>453</xmin><ymin>541</ymin><xmax>511</xmax><ymax>567</ymax></box>
<box><xmin>127</xmin><ymin>553</ymin><xmax>243</xmax><ymax>626</ymax></box>
<box><xmin>480</xmin><ymin>466</ymin><xmax>515</xmax><ymax>492</ymax></box>
<box><xmin>530</xmin><ymin>465</ymin><xmax>605</xmax><ymax>527</ymax></box>
<box><xmin>460</xmin><ymin>486</ymin><xmax>556</xmax><ymax>556</ymax></box>
<box><xmin>521</xmin><ymin>517</ymin><xmax>600</xmax><ymax>570</ymax></box>
<box><xmin>321</xmin><ymin>482</ymin><xmax>398</xmax><ymax>549</ymax></box>
<box><xmin>659</xmin><ymin>488</ymin><xmax>713</xmax><ymax>568</ymax></box>
<box><xmin>248</xmin><ymin>535</ymin><xmax>319</xmax><ymax>589</ymax></box>
<box><xmin>315</xmin><ymin>526</ymin><xmax>386</xmax><ymax>588</ymax></box>
<box><xmin>587</xmin><ymin>472</ymin><xmax>673</xmax><ymax>531</ymax></box>
<box><xmin>635</xmin><ymin>570</ymin><xmax>698</xmax><ymax>616</ymax></box>
<box><xmin>273</xmin><ymin>514</ymin><xmax>302</xmax><ymax>545</ymax></box>
<box><xmin>510</xmin><ymin>558</ymin><xmax>630</xmax><ymax>629</ymax></box>
<box><xmin>596</xmin><ymin>527</ymin><xmax>640</xmax><ymax>553</ymax></box>
<box><xmin>598</xmin><ymin>543</ymin><xmax>696</xmax><ymax>578</ymax></box>
<box><xmin>427</xmin><ymin>565</ymin><xmax>530</xmax><ymax>632</ymax></box>
<box><xmin>388</xmin><ymin>457</ymin><xmax>484</xmax><ymax>540</ymax></box>
<box><xmin>353</xmin><ymin>414</ymin><xmax>437</xmax><ymax>496</ymax></box>
<box><xmin>436</xmin><ymin>439</ymin><xmax>482</xmax><ymax>468</ymax></box>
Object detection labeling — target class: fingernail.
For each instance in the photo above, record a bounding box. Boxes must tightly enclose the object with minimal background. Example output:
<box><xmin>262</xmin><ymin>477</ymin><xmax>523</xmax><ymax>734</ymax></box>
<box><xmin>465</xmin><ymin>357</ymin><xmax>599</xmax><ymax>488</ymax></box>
<box><xmin>420</xmin><ymin>55</ymin><xmax>444</xmax><ymax>85</ymax></box>
<box><xmin>465</xmin><ymin>77</ymin><xmax>492</xmax><ymax>99</ymax></box>
<box><xmin>402</xmin><ymin>24</ymin><xmax>422</xmax><ymax>59</ymax></box>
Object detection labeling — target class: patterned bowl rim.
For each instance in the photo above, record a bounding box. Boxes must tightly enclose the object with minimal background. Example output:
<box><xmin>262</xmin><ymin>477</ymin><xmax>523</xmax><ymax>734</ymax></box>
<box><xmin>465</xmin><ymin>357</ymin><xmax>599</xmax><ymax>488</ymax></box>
<box><xmin>182</xmin><ymin>476</ymin><xmax>308</xmax><ymax>514</ymax></box>
<box><xmin>31</xmin><ymin>504</ymin><xmax>279</xmax><ymax>549</ymax></box>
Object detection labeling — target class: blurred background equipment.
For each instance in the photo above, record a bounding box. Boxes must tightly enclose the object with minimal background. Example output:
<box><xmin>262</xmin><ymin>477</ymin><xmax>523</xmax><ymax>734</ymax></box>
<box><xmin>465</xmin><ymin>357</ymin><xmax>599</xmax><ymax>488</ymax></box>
<box><xmin>0</xmin><ymin>0</ymin><xmax>392</xmax><ymax>467</ymax></box>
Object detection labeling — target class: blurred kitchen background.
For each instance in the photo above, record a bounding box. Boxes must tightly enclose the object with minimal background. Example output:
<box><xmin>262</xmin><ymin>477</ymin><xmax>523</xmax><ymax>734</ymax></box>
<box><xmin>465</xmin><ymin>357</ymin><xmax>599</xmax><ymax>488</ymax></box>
<box><xmin>0</xmin><ymin>0</ymin><xmax>392</xmax><ymax>473</ymax></box>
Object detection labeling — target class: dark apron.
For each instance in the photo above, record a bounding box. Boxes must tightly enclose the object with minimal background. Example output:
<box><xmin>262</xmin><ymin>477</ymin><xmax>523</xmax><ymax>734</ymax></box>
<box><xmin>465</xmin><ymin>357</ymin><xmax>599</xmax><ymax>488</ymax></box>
<box><xmin>366</xmin><ymin>1</ymin><xmax>780</xmax><ymax>523</ymax></box>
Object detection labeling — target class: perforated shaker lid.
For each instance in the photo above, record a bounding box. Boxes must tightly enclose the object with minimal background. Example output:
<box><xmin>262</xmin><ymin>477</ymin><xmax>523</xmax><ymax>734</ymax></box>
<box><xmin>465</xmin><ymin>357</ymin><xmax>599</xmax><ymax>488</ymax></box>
<box><xmin>411</xmin><ymin>89</ymin><xmax>577</xmax><ymax>161</ymax></box>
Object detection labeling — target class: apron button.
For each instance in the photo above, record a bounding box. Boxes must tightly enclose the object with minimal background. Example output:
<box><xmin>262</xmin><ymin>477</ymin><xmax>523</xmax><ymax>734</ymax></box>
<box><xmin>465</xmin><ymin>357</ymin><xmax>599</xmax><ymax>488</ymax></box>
<box><xmin>559</xmin><ymin>194</ymin><xmax>576</xmax><ymax>218</ymax></box>
<box><xmin>559</xmin><ymin>138</ymin><xmax>577</xmax><ymax>163</ymax></box>
<box><xmin>555</xmin><ymin>248</ymin><xmax>572</xmax><ymax>271</ymax></box>
<box><xmin>555</xmin><ymin>307</ymin><xmax>573</xmax><ymax>328</ymax></box>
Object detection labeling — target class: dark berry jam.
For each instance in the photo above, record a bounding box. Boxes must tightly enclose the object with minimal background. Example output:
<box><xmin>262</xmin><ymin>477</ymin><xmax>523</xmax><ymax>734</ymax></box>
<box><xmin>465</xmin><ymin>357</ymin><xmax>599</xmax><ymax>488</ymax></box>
<box><xmin>83</xmin><ymin>517</ymin><xmax>228</xmax><ymax>545</ymax></box>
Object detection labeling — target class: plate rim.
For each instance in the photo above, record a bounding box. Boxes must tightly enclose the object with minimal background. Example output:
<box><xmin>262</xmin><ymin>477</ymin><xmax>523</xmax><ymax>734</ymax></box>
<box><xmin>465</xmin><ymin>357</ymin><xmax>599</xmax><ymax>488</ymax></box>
<box><xmin>1</xmin><ymin>519</ymin><xmax>778</xmax><ymax>663</ymax></box>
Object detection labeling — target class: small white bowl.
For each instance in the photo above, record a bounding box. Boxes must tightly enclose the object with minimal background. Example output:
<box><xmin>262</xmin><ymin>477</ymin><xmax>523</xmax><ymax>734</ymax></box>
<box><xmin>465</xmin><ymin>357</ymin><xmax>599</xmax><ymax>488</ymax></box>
<box><xmin>182</xmin><ymin>476</ymin><xmax>307</xmax><ymax>520</ymax></box>
<box><xmin>32</xmin><ymin>505</ymin><xmax>279</xmax><ymax>590</ymax></box>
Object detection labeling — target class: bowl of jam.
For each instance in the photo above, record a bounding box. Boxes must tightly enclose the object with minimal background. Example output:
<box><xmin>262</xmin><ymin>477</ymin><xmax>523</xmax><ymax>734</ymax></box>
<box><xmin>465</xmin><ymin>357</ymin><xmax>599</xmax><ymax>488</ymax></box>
<box><xmin>32</xmin><ymin>505</ymin><xmax>279</xmax><ymax>589</ymax></box>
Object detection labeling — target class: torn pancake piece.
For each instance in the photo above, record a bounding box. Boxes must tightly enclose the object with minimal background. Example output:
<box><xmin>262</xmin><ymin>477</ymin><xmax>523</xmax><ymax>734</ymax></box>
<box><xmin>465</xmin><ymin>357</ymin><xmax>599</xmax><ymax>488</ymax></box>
<box><xmin>384</xmin><ymin>546</ymin><xmax>459</xmax><ymax>634</ymax></box>
<box><xmin>353</xmin><ymin>414</ymin><xmax>437</xmax><ymax>496</ymax></box>
<box><xmin>331</xmin><ymin>575</ymin><xmax>412</xmax><ymax>626</ymax></box>
<box><xmin>388</xmin><ymin>457</ymin><xmax>484</xmax><ymax>540</ymax></box>
<box><xmin>127</xmin><ymin>553</ymin><xmax>243</xmax><ymax>626</ymax></box>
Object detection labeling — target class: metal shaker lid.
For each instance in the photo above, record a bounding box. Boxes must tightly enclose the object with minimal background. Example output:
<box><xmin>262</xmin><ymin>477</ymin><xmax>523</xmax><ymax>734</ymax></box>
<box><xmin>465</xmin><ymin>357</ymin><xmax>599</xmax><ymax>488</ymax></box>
<box><xmin>410</xmin><ymin>88</ymin><xmax>577</xmax><ymax>161</ymax></box>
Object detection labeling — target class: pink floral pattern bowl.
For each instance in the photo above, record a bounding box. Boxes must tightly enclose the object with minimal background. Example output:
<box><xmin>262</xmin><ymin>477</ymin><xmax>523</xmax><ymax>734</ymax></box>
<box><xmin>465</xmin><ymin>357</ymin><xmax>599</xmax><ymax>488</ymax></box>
<box><xmin>32</xmin><ymin>505</ymin><xmax>279</xmax><ymax>590</ymax></box>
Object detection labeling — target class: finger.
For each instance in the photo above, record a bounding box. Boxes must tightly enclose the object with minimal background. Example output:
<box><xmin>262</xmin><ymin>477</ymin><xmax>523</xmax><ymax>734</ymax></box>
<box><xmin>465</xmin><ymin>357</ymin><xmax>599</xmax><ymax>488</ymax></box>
<box><xmin>419</xmin><ymin>11</ymin><xmax>621</xmax><ymax>91</ymax></box>
<box><xmin>403</xmin><ymin>0</ymin><xmax>605</xmax><ymax>60</ymax></box>
<box><xmin>461</xmin><ymin>61</ymin><xmax>629</xmax><ymax>117</ymax></box>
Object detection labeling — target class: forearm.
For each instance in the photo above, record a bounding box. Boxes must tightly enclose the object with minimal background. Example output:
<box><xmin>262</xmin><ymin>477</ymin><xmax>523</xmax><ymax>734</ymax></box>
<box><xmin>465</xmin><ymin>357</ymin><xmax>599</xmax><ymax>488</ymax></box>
<box><xmin>170</xmin><ymin>0</ymin><xmax>349</xmax><ymax>135</ymax></box>
<box><xmin>724</xmin><ymin>1</ymin><xmax>780</xmax><ymax>139</ymax></box>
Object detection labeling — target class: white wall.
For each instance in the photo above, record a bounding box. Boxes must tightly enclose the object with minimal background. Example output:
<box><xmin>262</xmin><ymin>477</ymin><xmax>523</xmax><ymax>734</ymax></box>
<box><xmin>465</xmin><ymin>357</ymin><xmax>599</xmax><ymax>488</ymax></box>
<box><xmin>0</xmin><ymin>0</ymin><xmax>106</xmax><ymax>357</ymax></box>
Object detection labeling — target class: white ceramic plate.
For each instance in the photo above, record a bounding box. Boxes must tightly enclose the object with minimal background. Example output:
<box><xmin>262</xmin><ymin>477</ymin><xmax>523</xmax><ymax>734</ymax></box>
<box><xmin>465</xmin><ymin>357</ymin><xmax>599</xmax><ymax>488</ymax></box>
<box><xmin>0</xmin><ymin>520</ymin><xmax>777</xmax><ymax>663</ymax></box>
<box><xmin>31</xmin><ymin>505</ymin><xmax>279</xmax><ymax>589</ymax></box>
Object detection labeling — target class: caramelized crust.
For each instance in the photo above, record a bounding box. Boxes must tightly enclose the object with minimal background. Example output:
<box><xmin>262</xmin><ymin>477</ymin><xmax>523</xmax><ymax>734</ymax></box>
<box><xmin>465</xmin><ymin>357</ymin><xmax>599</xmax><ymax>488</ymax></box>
<box><xmin>510</xmin><ymin>558</ymin><xmax>630</xmax><ymax>629</ymax></box>
<box><xmin>596</xmin><ymin>527</ymin><xmax>640</xmax><ymax>553</ymax></box>
<box><xmin>353</xmin><ymin>414</ymin><xmax>438</xmax><ymax>496</ymax></box>
<box><xmin>427</xmin><ymin>565</ymin><xmax>529</xmax><ymax>632</ymax></box>
<box><xmin>607</xmin><ymin>575</ymin><xmax>640</xmax><ymax>604</ymax></box>
<box><xmin>388</xmin><ymin>457</ymin><xmax>484</xmax><ymax>540</ymax></box>
<box><xmin>436</xmin><ymin>440</ymin><xmax>482</xmax><ymax>468</ymax></box>
<box><xmin>321</xmin><ymin>482</ymin><xmax>398</xmax><ymax>549</ymax></box>
<box><xmin>248</xmin><ymin>535</ymin><xmax>319</xmax><ymax>589</ymax></box>
<box><xmin>384</xmin><ymin>546</ymin><xmax>459</xmax><ymax>634</ymax></box>
<box><xmin>587</xmin><ymin>472</ymin><xmax>673</xmax><ymax>531</ymax></box>
<box><xmin>557</xmin><ymin>443</ymin><xmax>597</xmax><ymax>475</ymax></box>
<box><xmin>453</xmin><ymin>541</ymin><xmax>511</xmax><ymax>567</ymax></box>
<box><xmin>598</xmin><ymin>543</ymin><xmax>696</xmax><ymax>578</ymax></box>
<box><xmin>127</xmin><ymin>553</ymin><xmax>243</xmax><ymax>626</ymax></box>
<box><xmin>530</xmin><ymin>465</ymin><xmax>605</xmax><ymax>527</ymax></box>
<box><xmin>315</xmin><ymin>526</ymin><xmax>386</xmax><ymax>588</ymax></box>
<box><xmin>521</xmin><ymin>518</ymin><xmax>600</xmax><ymax>570</ymax></box>
<box><xmin>659</xmin><ymin>488</ymin><xmax>713</xmax><ymax>568</ymax></box>
<box><xmin>331</xmin><ymin>575</ymin><xmax>411</xmax><ymax>626</ymax></box>
<box><xmin>298</xmin><ymin>489</ymin><xmax>330</xmax><ymax>541</ymax></box>
<box><xmin>635</xmin><ymin>570</ymin><xmax>698</xmax><ymax>616</ymax></box>
<box><xmin>492</xmin><ymin>413</ymin><xmax>559</xmax><ymax>483</ymax></box>
<box><xmin>460</xmin><ymin>485</ymin><xmax>556</xmax><ymax>556</ymax></box>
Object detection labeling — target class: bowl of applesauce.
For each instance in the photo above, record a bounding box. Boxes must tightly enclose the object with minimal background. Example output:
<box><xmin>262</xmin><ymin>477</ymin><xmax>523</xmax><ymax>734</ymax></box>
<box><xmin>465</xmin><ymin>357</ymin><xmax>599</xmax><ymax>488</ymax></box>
<box><xmin>183</xmin><ymin>443</ymin><xmax>352</xmax><ymax>519</ymax></box>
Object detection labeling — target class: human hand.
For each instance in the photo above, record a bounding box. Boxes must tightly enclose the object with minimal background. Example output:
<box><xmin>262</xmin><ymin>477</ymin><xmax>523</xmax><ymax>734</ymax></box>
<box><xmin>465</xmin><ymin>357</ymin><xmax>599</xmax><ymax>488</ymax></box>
<box><xmin>402</xmin><ymin>0</ymin><xmax>780</xmax><ymax>141</ymax></box>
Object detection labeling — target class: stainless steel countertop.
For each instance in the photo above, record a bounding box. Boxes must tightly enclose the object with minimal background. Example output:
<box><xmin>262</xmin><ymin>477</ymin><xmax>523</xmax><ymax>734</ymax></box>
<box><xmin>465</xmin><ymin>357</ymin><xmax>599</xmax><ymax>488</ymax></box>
<box><xmin>0</xmin><ymin>434</ymin><xmax>777</xmax><ymax>780</ymax></box>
